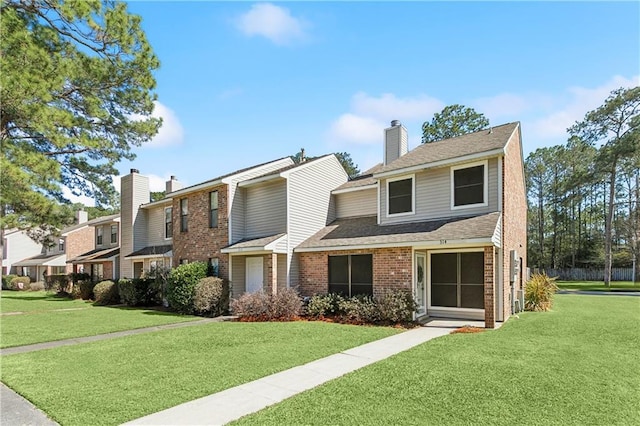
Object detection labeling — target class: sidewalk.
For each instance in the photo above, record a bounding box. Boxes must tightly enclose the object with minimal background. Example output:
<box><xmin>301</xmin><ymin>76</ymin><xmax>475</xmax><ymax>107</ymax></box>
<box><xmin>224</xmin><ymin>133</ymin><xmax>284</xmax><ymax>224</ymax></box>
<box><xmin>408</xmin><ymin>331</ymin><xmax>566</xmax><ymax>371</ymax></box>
<box><xmin>124</xmin><ymin>319</ymin><xmax>488</xmax><ymax>426</ymax></box>
<box><xmin>0</xmin><ymin>383</ymin><xmax>58</xmax><ymax>426</ymax></box>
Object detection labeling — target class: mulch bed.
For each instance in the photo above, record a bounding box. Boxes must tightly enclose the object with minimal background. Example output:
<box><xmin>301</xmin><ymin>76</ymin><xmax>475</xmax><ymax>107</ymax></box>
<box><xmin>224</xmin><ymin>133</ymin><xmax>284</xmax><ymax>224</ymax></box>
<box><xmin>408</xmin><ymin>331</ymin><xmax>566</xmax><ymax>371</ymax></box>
<box><xmin>451</xmin><ymin>325</ymin><xmax>485</xmax><ymax>334</ymax></box>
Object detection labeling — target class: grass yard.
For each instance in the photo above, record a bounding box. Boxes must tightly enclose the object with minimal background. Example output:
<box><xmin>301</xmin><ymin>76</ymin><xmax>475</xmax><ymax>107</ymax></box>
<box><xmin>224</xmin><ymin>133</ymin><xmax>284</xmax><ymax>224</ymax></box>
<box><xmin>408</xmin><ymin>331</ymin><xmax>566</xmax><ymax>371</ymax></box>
<box><xmin>1</xmin><ymin>290</ymin><xmax>90</xmax><ymax>313</ymax></box>
<box><xmin>235</xmin><ymin>295</ymin><xmax>640</xmax><ymax>426</ymax></box>
<box><xmin>0</xmin><ymin>321</ymin><xmax>399</xmax><ymax>425</ymax></box>
<box><xmin>556</xmin><ymin>280</ymin><xmax>640</xmax><ymax>292</ymax></box>
<box><xmin>1</xmin><ymin>291</ymin><xmax>199</xmax><ymax>348</ymax></box>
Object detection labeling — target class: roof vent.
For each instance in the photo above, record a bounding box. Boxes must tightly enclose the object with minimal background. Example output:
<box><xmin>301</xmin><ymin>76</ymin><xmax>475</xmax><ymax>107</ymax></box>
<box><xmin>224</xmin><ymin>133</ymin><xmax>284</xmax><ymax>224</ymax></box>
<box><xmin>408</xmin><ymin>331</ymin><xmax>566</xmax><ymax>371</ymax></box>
<box><xmin>489</xmin><ymin>127</ymin><xmax>493</xmax><ymax>134</ymax></box>
<box><xmin>390</xmin><ymin>120</ymin><xmax>401</xmax><ymax>127</ymax></box>
<box><xmin>170</xmin><ymin>175</ymin><xmax>176</xmax><ymax>180</ymax></box>
<box><xmin>130</xmin><ymin>168</ymin><xmax>139</xmax><ymax>174</ymax></box>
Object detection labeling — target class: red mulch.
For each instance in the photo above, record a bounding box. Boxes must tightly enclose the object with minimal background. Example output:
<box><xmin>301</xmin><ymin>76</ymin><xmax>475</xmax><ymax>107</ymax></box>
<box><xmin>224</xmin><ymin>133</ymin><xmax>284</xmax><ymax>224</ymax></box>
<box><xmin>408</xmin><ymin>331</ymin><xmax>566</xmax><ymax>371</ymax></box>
<box><xmin>451</xmin><ymin>326</ymin><xmax>485</xmax><ymax>334</ymax></box>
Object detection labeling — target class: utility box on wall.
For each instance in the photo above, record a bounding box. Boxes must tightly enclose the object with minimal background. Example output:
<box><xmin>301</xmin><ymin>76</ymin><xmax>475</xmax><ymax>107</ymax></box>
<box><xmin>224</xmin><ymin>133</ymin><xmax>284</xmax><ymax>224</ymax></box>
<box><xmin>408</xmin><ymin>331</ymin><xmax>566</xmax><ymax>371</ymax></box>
<box><xmin>510</xmin><ymin>250</ymin><xmax>519</xmax><ymax>283</ymax></box>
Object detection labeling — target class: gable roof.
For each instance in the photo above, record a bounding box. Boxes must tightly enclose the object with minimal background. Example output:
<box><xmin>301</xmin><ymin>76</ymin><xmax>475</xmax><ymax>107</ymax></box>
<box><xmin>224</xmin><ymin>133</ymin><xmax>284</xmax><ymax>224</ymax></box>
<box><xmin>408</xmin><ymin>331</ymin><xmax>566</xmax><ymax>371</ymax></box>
<box><xmin>296</xmin><ymin>212</ymin><xmax>500</xmax><ymax>251</ymax></box>
<box><xmin>238</xmin><ymin>154</ymin><xmax>338</xmax><ymax>187</ymax></box>
<box><xmin>375</xmin><ymin>122</ymin><xmax>519</xmax><ymax>177</ymax></box>
<box><xmin>60</xmin><ymin>214</ymin><xmax>121</xmax><ymax>236</ymax></box>
<box><xmin>333</xmin><ymin>163</ymin><xmax>383</xmax><ymax>193</ymax></box>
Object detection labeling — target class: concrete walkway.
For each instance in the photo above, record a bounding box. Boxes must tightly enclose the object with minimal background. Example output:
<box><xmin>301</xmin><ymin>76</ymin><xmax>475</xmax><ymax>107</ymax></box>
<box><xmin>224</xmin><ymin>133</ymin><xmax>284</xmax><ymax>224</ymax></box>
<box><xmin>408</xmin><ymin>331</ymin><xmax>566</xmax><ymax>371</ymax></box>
<box><xmin>0</xmin><ymin>382</ymin><xmax>58</xmax><ymax>426</ymax></box>
<box><xmin>125</xmin><ymin>319</ymin><xmax>487</xmax><ymax>426</ymax></box>
<box><xmin>0</xmin><ymin>317</ymin><xmax>228</xmax><ymax>356</ymax></box>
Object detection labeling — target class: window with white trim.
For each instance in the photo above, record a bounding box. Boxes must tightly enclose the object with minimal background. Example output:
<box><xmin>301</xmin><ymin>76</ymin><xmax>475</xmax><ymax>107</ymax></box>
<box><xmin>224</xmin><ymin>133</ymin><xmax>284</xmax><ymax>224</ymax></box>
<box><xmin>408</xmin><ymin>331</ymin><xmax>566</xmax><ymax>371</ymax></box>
<box><xmin>111</xmin><ymin>224</ymin><xmax>118</xmax><ymax>244</ymax></box>
<box><xmin>451</xmin><ymin>161</ymin><xmax>488</xmax><ymax>208</ymax></box>
<box><xmin>165</xmin><ymin>207</ymin><xmax>173</xmax><ymax>239</ymax></box>
<box><xmin>96</xmin><ymin>227</ymin><xmax>103</xmax><ymax>245</ymax></box>
<box><xmin>387</xmin><ymin>175</ymin><xmax>414</xmax><ymax>216</ymax></box>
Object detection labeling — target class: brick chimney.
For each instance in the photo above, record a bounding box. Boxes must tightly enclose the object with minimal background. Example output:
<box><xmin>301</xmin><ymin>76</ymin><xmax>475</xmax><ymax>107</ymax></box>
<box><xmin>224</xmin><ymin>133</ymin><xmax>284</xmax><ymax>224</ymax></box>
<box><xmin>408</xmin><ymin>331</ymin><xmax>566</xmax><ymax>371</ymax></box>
<box><xmin>166</xmin><ymin>175</ymin><xmax>183</xmax><ymax>194</ymax></box>
<box><xmin>120</xmin><ymin>168</ymin><xmax>149</xmax><ymax>278</ymax></box>
<box><xmin>384</xmin><ymin>120</ymin><xmax>408</xmax><ymax>165</ymax></box>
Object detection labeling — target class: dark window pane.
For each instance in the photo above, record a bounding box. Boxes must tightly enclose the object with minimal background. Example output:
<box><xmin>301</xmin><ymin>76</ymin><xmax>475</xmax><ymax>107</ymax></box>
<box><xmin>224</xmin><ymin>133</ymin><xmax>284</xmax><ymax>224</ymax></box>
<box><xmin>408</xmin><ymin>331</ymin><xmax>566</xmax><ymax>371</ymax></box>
<box><xmin>181</xmin><ymin>216</ymin><xmax>188</xmax><ymax>232</ymax></box>
<box><xmin>328</xmin><ymin>283</ymin><xmax>349</xmax><ymax>296</ymax></box>
<box><xmin>351</xmin><ymin>255</ymin><xmax>372</xmax><ymax>284</ymax></box>
<box><xmin>461</xmin><ymin>284</ymin><xmax>484</xmax><ymax>309</ymax></box>
<box><xmin>210</xmin><ymin>210</ymin><xmax>218</xmax><ymax>228</ymax></box>
<box><xmin>351</xmin><ymin>284</ymin><xmax>373</xmax><ymax>297</ymax></box>
<box><xmin>454</xmin><ymin>165</ymin><xmax>484</xmax><ymax>206</ymax></box>
<box><xmin>461</xmin><ymin>252</ymin><xmax>484</xmax><ymax>284</ymax></box>
<box><xmin>431</xmin><ymin>253</ymin><xmax>457</xmax><ymax>284</ymax></box>
<box><xmin>389</xmin><ymin>178</ymin><xmax>412</xmax><ymax>214</ymax></box>
<box><xmin>181</xmin><ymin>199</ymin><xmax>188</xmax><ymax>214</ymax></box>
<box><xmin>431</xmin><ymin>284</ymin><xmax>457</xmax><ymax>307</ymax></box>
<box><xmin>329</xmin><ymin>256</ymin><xmax>348</xmax><ymax>284</ymax></box>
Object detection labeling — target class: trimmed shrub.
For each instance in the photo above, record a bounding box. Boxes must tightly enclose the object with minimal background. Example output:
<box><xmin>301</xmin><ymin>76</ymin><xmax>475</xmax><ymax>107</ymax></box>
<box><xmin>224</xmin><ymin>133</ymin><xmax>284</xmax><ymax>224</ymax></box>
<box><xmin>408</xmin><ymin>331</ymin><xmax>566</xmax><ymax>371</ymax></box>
<box><xmin>193</xmin><ymin>277</ymin><xmax>230</xmax><ymax>317</ymax></box>
<box><xmin>69</xmin><ymin>272</ymin><xmax>91</xmax><ymax>284</ymax></box>
<box><xmin>376</xmin><ymin>289</ymin><xmax>417</xmax><ymax>324</ymax></box>
<box><xmin>93</xmin><ymin>280</ymin><xmax>119</xmax><ymax>305</ymax></box>
<box><xmin>167</xmin><ymin>262</ymin><xmax>208</xmax><ymax>314</ymax></box>
<box><xmin>45</xmin><ymin>274</ymin><xmax>70</xmax><ymax>293</ymax></box>
<box><xmin>118</xmin><ymin>279</ymin><xmax>136</xmax><ymax>305</ymax></box>
<box><xmin>231</xmin><ymin>289</ymin><xmax>303</xmax><ymax>321</ymax></box>
<box><xmin>525</xmin><ymin>273</ymin><xmax>558</xmax><ymax>312</ymax></box>
<box><xmin>73</xmin><ymin>280</ymin><xmax>95</xmax><ymax>300</ymax></box>
<box><xmin>10</xmin><ymin>276</ymin><xmax>31</xmax><ymax>291</ymax></box>
<box><xmin>2</xmin><ymin>274</ymin><xmax>17</xmax><ymax>290</ymax></box>
<box><xmin>29</xmin><ymin>281</ymin><xmax>45</xmax><ymax>291</ymax></box>
<box><xmin>306</xmin><ymin>293</ymin><xmax>344</xmax><ymax>318</ymax></box>
<box><xmin>338</xmin><ymin>295</ymin><xmax>379</xmax><ymax>324</ymax></box>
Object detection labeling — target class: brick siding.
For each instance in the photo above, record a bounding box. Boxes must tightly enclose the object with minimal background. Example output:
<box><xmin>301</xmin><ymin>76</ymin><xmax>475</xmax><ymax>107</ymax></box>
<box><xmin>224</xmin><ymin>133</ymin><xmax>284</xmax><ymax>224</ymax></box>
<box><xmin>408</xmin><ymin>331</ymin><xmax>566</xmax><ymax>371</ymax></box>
<box><xmin>65</xmin><ymin>226</ymin><xmax>95</xmax><ymax>274</ymax></box>
<box><xmin>171</xmin><ymin>185</ymin><xmax>229</xmax><ymax>279</ymax></box>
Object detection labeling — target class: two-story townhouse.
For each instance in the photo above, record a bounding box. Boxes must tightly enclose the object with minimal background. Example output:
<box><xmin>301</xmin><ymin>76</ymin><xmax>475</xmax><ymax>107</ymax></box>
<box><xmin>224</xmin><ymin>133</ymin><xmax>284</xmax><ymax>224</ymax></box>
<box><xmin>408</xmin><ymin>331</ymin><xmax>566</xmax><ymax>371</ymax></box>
<box><xmin>221</xmin><ymin>155</ymin><xmax>348</xmax><ymax>296</ymax></box>
<box><xmin>296</xmin><ymin>120</ymin><xmax>527</xmax><ymax>328</ymax></box>
<box><xmin>67</xmin><ymin>213</ymin><xmax>121</xmax><ymax>282</ymax></box>
<box><xmin>119</xmin><ymin>158</ymin><xmax>295</xmax><ymax>280</ymax></box>
<box><xmin>2</xmin><ymin>229</ymin><xmax>44</xmax><ymax>277</ymax></box>
<box><xmin>10</xmin><ymin>211</ymin><xmax>95</xmax><ymax>281</ymax></box>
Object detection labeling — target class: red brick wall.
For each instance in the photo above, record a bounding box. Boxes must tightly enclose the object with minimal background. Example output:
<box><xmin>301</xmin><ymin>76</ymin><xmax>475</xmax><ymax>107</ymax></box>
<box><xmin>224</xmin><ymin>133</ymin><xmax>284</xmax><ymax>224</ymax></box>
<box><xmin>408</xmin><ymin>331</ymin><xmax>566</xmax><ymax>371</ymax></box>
<box><xmin>502</xmin><ymin>126</ymin><xmax>528</xmax><ymax>321</ymax></box>
<box><xmin>299</xmin><ymin>247</ymin><xmax>412</xmax><ymax>297</ymax></box>
<box><xmin>484</xmin><ymin>246</ymin><xmax>495</xmax><ymax>328</ymax></box>
<box><xmin>171</xmin><ymin>185</ymin><xmax>229</xmax><ymax>279</ymax></box>
<box><xmin>65</xmin><ymin>226</ymin><xmax>95</xmax><ymax>274</ymax></box>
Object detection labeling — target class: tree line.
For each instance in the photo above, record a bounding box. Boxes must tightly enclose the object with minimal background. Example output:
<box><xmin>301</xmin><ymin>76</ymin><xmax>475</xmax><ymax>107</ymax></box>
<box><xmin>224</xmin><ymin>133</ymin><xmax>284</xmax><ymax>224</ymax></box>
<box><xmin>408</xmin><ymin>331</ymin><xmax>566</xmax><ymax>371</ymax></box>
<box><xmin>526</xmin><ymin>87</ymin><xmax>640</xmax><ymax>284</ymax></box>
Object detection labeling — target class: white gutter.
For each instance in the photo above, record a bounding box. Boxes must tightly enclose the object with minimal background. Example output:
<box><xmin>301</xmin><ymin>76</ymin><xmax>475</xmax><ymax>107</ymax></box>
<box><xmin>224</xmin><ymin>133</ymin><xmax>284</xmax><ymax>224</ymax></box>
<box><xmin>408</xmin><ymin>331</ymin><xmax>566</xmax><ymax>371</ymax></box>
<box><xmin>295</xmin><ymin>237</ymin><xmax>495</xmax><ymax>253</ymax></box>
<box><xmin>332</xmin><ymin>184</ymin><xmax>377</xmax><ymax>195</ymax></box>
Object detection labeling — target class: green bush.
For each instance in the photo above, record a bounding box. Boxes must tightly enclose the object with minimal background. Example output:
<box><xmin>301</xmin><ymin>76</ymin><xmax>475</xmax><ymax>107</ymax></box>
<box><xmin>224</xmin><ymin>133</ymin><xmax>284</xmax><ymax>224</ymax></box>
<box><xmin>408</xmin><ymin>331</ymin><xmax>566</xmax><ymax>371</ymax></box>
<box><xmin>69</xmin><ymin>272</ymin><xmax>91</xmax><ymax>283</ymax></box>
<box><xmin>2</xmin><ymin>274</ymin><xmax>17</xmax><ymax>289</ymax></box>
<box><xmin>338</xmin><ymin>295</ymin><xmax>379</xmax><ymax>324</ymax></box>
<box><xmin>29</xmin><ymin>281</ymin><xmax>45</xmax><ymax>291</ymax></box>
<box><xmin>230</xmin><ymin>289</ymin><xmax>302</xmax><ymax>321</ymax></box>
<box><xmin>525</xmin><ymin>273</ymin><xmax>558</xmax><ymax>312</ymax></box>
<box><xmin>306</xmin><ymin>293</ymin><xmax>345</xmax><ymax>318</ymax></box>
<box><xmin>167</xmin><ymin>262</ymin><xmax>208</xmax><ymax>314</ymax></box>
<box><xmin>45</xmin><ymin>274</ymin><xmax>70</xmax><ymax>293</ymax></box>
<box><xmin>118</xmin><ymin>279</ymin><xmax>136</xmax><ymax>305</ymax></box>
<box><xmin>93</xmin><ymin>280</ymin><xmax>119</xmax><ymax>305</ymax></box>
<box><xmin>376</xmin><ymin>289</ymin><xmax>417</xmax><ymax>323</ymax></box>
<box><xmin>193</xmin><ymin>277</ymin><xmax>230</xmax><ymax>317</ymax></box>
<box><xmin>119</xmin><ymin>277</ymin><xmax>163</xmax><ymax>307</ymax></box>
<box><xmin>10</xmin><ymin>276</ymin><xmax>31</xmax><ymax>291</ymax></box>
<box><xmin>73</xmin><ymin>280</ymin><xmax>95</xmax><ymax>300</ymax></box>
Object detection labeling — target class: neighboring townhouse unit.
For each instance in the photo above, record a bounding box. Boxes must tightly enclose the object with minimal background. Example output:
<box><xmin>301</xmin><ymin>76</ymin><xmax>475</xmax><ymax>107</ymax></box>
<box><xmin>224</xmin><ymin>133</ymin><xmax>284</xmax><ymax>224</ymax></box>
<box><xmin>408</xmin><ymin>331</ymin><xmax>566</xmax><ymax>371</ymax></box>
<box><xmin>119</xmin><ymin>158</ymin><xmax>296</xmax><ymax>280</ymax></box>
<box><xmin>1</xmin><ymin>229</ymin><xmax>42</xmax><ymax>277</ymax></box>
<box><xmin>221</xmin><ymin>155</ymin><xmax>348</xmax><ymax>296</ymax></box>
<box><xmin>10</xmin><ymin>210</ymin><xmax>95</xmax><ymax>281</ymax></box>
<box><xmin>68</xmin><ymin>214</ymin><xmax>121</xmax><ymax>282</ymax></box>
<box><xmin>296</xmin><ymin>120</ymin><xmax>527</xmax><ymax>328</ymax></box>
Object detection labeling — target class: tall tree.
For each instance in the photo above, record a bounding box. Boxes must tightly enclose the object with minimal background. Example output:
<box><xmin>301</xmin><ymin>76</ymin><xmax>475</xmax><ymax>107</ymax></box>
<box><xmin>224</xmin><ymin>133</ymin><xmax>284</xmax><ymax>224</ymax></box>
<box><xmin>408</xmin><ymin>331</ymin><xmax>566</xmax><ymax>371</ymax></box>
<box><xmin>0</xmin><ymin>0</ymin><xmax>161</xmax><ymax>242</ymax></box>
<box><xmin>569</xmin><ymin>86</ymin><xmax>640</xmax><ymax>286</ymax></box>
<box><xmin>421</xmin><ymin>104</ymin><xmax>489</xmax><ymax>143</ymax></box>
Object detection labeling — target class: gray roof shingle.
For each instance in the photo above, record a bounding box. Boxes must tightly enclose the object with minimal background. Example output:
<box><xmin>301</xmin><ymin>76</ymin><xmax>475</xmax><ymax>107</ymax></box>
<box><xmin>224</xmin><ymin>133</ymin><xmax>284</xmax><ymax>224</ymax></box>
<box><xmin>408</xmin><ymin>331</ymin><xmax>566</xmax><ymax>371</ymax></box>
<box><xmin>223</xmin><ymin>234</ymin><xmax>286</xmax><ymax>251</ymax></box>
<box><xmin>296</xmin><ymin>212</ymin><xmax>500</xmax><ymax>250</ymax></box>
<box><xmin>333</xmin><ymin>163</ymin><xmax>383</xmax><ymax>191</ymax></box>
<box><xmin>376</xmin><ymin>122</ymin><xmax>519</xmax><ymax>175</ymax></box>
<box><xmin>125</xmin><ymin>244</ymin><xmax>172</xmax><ymax>258</ymax></box>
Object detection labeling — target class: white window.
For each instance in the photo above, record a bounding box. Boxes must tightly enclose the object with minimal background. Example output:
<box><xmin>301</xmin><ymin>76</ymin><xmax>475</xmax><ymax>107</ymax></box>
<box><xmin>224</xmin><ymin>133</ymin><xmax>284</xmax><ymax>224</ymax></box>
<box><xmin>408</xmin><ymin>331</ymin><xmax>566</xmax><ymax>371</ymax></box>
<box><xmin>451</xmin><ymin>160</ymin><xmax>488</xmax><ymax>209</ymax></box>
<box><xmin>164</xmin><ymin>207</ymin><xmax>173</xmax><ymax>239</ymax></box>
<box><xmin>386</xmin><ymin>175</ymin><xmax>415</xmax><ymax>216</ymax></box>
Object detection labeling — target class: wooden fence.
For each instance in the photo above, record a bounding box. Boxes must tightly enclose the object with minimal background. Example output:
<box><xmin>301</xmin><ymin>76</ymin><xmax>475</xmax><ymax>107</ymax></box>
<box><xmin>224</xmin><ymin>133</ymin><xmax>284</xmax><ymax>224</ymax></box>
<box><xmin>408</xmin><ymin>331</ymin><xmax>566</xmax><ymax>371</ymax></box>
<box><xmin>535</xmin><ymin>268</ymin><xmax>635</xmax><ymax>281</ymax></box>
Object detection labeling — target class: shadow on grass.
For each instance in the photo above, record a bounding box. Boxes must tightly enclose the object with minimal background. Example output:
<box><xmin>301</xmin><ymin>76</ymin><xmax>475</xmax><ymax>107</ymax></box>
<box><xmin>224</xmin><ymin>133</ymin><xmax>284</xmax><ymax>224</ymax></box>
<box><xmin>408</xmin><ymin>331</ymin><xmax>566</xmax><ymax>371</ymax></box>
<box><xmin>0</xmin><ymin>292</ymin><xmax>84</xmax><ymax>302</ymax></box>
<box><xmin>93</xmin><ymin>303</ymin><xmax>195</xmax><ymax>318</ymax></box>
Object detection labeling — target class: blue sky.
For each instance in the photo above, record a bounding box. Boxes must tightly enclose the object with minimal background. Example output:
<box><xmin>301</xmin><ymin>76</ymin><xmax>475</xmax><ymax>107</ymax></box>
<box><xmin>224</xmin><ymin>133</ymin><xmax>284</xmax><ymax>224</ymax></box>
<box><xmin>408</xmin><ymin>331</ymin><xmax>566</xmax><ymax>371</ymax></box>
<box><xmin>89</xmin><ymin>1</ymin><xmax>638</xmax><ymax>199</ymax></box>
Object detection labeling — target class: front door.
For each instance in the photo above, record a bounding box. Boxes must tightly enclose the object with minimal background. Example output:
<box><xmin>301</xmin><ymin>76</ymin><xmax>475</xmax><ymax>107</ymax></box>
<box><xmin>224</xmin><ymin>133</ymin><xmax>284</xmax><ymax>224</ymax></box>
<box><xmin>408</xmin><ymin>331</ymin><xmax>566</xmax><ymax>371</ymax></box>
<box><xmin>415</xmin><ymin>252</ymin><xmax>426</xmax><ymax>315</ymax></box>
<box><xmin>246</xmin><ymin>257</ymin><xmax>264</xmax><ymax>293</ymax></box>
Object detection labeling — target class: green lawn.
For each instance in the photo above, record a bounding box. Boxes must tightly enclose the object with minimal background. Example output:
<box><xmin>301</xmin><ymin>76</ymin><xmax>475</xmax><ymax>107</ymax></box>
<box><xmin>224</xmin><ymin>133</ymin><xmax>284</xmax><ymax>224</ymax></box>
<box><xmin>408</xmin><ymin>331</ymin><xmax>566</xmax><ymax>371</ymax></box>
<box><xmin>235</xmin><ymin>295</ymin><xmax>640</xmax><ymax>426</ymax></box>
<box><xmin>0</xmin><ymin>291</ymin><xmax>199</xmax><ymax>348</ymax></box>
<box><xmin>556</xmin><ymin>280</ymin><xmax>640</xmax><ymax>291</ymax></box>
<box><xmin>1</xmin><ymin>290</ymin><xmax>91</xmax><ymax>313</ymax></box>
<box><xmin>0</xmin><ymin>322</ymin><xmax>399</xmax><ymax>425</ymax></box>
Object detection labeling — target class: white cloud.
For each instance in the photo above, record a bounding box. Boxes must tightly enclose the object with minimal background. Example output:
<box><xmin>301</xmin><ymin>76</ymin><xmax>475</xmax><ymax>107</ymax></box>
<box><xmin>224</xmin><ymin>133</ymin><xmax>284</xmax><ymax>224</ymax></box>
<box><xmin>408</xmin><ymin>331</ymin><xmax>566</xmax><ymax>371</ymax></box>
<box><xmin>62</xmin><ymin>186</ymin><xmax>95</xmax><ymax>207</ymax></box>
<box><xmin>146</xmin><ymin>101</ymin><xmax>184</xmax><ymax>147</ymax></box>
<box><xmin>529</xmin><ymin>74</ymin><xmax>640</xmax><ymax>140</ymax></box>
<box><xmin>328</xmin><ymin>92</ymin><xmax>445</xmax><ymax>145</ymax></box>
<box><xmin>236</xmin><ymin>3</ymin><xmax>307</xmax><ymax>45</ymax></box>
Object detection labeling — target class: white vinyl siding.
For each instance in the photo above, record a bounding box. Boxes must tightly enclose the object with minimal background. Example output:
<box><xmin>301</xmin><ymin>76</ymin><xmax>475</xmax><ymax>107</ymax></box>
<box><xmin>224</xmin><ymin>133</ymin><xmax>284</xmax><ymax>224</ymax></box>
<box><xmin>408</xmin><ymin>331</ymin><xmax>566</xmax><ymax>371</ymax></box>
<box><xmin>245</xmin><ymin>180</ymin><xmax>287</xmax><ymax>239</ymax></box>
<box><xmin>287</xmin><ymin>156</ymin><xmax>348</xmax><ymax>287</ymax></box>
<box><xmin>380</xmin><ymin>157</ymin><xmax>499</xmax><ymax>225</ymax></box>
<box><xmin>146</xmin><ymin>206</ymin><xmax>167</xmax><ymax>246</ymax></box>
<box><xmin>231</xmin><ymin>188</ymin><xmax>246</xmax><ymax>244</ymax></box>
<box><xmin>336</xmin><ymin>188</ymin><xmax>377</xmax><ymax>218</ymax></box>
